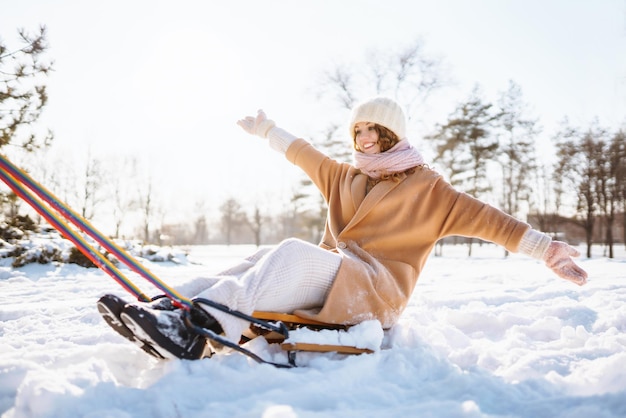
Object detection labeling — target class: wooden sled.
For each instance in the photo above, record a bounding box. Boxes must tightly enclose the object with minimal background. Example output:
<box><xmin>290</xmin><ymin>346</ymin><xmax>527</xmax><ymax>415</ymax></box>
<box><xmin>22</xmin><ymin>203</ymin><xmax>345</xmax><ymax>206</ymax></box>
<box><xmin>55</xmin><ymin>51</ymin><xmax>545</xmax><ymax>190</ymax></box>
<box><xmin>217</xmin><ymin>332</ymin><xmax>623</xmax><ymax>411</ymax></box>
<box><xmin>249</xmin><ymin>311</ymin><xmax>374</xmax><ymax>356</ymax></box>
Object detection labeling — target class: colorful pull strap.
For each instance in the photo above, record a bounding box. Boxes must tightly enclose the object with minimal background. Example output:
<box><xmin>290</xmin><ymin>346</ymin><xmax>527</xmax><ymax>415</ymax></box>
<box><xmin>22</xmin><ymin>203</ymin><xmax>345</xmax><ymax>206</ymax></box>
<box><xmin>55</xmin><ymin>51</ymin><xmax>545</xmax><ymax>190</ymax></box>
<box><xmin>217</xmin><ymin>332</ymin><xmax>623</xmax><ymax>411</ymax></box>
<box><xmin>0</xmin><ymin>154</ymin><xmax>192</xmax><ymax>309</ymax></box>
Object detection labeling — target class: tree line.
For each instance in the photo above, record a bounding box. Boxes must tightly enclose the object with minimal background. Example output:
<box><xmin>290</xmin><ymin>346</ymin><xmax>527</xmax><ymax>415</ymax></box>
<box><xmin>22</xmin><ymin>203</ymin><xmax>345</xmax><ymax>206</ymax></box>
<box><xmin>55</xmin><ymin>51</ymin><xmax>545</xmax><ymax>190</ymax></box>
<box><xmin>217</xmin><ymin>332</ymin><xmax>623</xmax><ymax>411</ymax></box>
<box><xmin>1</xmin><ymin>28</ymin><xmax>624</xmax><ymax>258</ymax></box>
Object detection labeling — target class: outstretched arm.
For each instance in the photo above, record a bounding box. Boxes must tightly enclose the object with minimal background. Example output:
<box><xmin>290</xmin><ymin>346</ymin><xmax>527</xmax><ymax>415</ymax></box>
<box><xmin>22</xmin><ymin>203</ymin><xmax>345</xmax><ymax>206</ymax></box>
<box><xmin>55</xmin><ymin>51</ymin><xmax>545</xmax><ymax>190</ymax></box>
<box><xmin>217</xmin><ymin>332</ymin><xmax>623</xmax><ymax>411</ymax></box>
<box><xmin>237</xmin><ymin>109</ymin><xmax>297</xmax><ymax>154</ymax></box>
<box><xmin>238</xmin><ymin>109</ymin><xmax>344</xmax><ymax>202</ymax></box>
<box><xmin>518</xmin><ymin>229</ymin><xmax>588</xmax><ymax>286</ymax></box>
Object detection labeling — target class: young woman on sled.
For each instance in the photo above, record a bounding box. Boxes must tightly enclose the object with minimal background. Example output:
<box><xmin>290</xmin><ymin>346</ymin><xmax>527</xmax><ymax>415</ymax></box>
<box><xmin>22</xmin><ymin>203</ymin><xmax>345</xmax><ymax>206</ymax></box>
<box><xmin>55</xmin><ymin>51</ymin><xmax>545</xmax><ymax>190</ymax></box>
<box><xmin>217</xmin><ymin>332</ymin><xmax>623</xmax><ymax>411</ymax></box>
<box><xmin>98</xmin><ymin>97</ymin><xmax>588</xmax><ymax>360</ymax></box>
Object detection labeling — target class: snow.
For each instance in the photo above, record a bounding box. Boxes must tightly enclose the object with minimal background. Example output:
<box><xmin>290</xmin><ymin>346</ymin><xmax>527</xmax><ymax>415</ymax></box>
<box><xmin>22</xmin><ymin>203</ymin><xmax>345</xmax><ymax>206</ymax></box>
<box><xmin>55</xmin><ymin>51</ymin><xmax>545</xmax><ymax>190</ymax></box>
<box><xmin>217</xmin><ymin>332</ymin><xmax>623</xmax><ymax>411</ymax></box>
<box><xmin>284</xmin><ymin>320</ymin><xmax>384</xmax><ymax>352</ymax></box>
<box><xmin>1</xmin><ymin>243</ymin><xmax>625</xmax><ymax>418</ymax></box>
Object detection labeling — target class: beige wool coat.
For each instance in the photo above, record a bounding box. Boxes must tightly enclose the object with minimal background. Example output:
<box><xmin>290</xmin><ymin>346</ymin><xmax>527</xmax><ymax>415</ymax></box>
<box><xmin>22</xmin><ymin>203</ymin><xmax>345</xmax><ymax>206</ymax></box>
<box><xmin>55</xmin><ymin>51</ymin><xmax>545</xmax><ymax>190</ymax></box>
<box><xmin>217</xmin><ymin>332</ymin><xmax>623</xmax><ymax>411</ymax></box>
<box><xmin>285</xmin><ymin>139</ymin><xmax>531</xmax><ymax>328</ymax></box>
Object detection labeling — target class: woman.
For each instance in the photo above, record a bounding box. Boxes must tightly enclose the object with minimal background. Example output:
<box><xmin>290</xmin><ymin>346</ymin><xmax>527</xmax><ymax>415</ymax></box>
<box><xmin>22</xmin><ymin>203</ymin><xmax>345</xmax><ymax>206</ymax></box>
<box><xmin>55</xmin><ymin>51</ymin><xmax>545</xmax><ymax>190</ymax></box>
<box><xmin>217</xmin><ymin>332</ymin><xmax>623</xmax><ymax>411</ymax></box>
<box><xmin>98</xmin><ymin>97</ymin><xmax>588</xmax><ymax>360</ymax></box>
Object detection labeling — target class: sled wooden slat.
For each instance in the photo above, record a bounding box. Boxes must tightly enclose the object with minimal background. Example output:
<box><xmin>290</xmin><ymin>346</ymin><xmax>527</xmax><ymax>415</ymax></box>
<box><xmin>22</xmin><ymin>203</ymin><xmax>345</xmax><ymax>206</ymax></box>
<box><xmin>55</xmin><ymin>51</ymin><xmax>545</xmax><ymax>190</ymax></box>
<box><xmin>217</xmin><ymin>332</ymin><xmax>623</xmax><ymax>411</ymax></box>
<box><xmin>249</xmin><ymin>312</ymin><xmax>373</xmax><ymax>355</ymax></box>
<box><xmin>281</xmin><ymin>342</ymin><xmax>373</xmax><ymax>355</ymax></box>
<box><xmin>252</xmin><ymin>311</ymin><xmax>345</xmax><ymax>328</ymax></box>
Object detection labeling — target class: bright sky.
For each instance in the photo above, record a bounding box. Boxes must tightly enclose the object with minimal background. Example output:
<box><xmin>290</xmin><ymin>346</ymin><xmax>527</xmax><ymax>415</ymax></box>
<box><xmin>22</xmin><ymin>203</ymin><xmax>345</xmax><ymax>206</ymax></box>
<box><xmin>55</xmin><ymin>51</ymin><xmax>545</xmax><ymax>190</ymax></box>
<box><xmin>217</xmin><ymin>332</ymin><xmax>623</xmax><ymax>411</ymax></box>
<box><xmin>2</xmin><ymin>0</ymin><xmax>626</xmax><ymax>229</ymax></box>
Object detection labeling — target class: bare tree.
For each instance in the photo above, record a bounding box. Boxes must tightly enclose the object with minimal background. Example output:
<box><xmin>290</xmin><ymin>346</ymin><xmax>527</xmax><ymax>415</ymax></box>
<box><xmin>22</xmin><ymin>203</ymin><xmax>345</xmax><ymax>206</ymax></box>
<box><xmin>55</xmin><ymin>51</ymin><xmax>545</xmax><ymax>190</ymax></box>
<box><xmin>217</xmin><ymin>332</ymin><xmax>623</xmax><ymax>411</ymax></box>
<box><xmin>191</xmin><ymin>200</ymin><xmax>210</xmax><ymax>245</ymax></box>
<box><xmin>316</xmin><ymin>38</ymin><xmax>449</xmax><ymax>159</ymax></box>
<box><xmin>77</xmin><ymin>149</ymin><xmax>105</xmax><ymax>221</ymax></box>
<box><xmin>551</xmin><ymin>117</ymin><xmax>578</xmax><ymax>220</ymax></box>
<box><xmin>554</xmin><ymin>120</ymin><xmax>606</xmax><ymax>257</ymax></box>
<box><xmin>245</xmin><ymin>205</ymin><xmax>265</xmax><ymax>247</ymax></box>
<box><xmin>531</xmin><ymin>162</ymin><xmax>559</xmax><ymax>236</ymax></box>
<box><xmin>496</xmin><ymin>81</ymin><xmax>539</xmax><ymax>219</ymax></box>
<box><xmin>136</xmin><ymin>178</ymin><xmax>158</xmax><ymax>244</ymax></box>
<box><xmin>616</xmin><ymin>130</ymin><xmax>626</xmax><ymax>248</ymax></box>
<box><xmin>597</xmin><ymin>130</ymin><xmax>626</xmax><ymax>257</ymax></box>
<box><xmin>495</xmin><ymin>81</ymin><xmax>540</xmax><ymax>256</ymax></box>
<box><xmin>219</xmin><ymin>197</ymin><xmax>246</xmax><ymax>245</ymax></box>
<box><xmin>110</xmin><ymin>157</ymin><xmax>140</xmax><ymax>238</ymax></box>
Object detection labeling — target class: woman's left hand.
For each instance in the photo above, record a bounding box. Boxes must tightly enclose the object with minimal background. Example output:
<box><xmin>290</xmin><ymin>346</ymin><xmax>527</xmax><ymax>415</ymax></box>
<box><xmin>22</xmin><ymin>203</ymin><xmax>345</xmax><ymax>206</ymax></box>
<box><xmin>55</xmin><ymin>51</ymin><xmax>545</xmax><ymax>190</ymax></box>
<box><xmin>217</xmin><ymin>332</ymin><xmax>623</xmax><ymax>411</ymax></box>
<box><xmin>543</xmin><ymin>241</ymin><xmax>588</xmax><ymax>286</ymax></box>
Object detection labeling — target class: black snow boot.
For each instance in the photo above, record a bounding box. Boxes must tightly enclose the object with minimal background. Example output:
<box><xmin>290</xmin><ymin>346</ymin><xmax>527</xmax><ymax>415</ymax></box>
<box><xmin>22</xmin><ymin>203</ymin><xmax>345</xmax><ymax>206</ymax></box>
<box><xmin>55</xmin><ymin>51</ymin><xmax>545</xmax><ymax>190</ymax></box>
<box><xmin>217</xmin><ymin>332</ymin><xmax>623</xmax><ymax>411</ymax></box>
<box><xmin>97</xmin><ymin>294</ymin><xmax>176</xmax><ymax>359</ymax></box>
<box><xmin>119</xmin><ymin>302</ymin><xmax>222</xmax><ymax>360</ymax></box>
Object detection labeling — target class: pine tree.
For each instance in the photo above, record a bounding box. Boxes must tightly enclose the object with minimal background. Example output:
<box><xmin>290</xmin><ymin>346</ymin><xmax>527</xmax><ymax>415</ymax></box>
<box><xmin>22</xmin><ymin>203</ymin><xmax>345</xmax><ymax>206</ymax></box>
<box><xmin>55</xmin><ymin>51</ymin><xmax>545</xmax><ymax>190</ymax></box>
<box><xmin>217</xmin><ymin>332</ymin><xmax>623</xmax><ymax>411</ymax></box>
<box><xmin>0</xmin><ymin>25</ymin><xmax>53</xmax><ymax>151</ymax></box>
<box><xmin>427</xmin><ymin>87</ymin><xmax>502</xmax><ymax>256</ymax></box>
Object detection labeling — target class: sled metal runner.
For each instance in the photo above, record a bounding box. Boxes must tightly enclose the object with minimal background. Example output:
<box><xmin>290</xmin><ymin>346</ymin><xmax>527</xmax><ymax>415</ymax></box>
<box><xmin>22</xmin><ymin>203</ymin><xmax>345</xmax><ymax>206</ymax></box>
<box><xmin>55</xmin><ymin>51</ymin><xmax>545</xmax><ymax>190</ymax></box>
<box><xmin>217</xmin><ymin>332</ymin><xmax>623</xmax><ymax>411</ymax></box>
<box><xmin>0</xmin><ymin>154</ymin><xmax>371</xmax><ymax>367</ymax></box>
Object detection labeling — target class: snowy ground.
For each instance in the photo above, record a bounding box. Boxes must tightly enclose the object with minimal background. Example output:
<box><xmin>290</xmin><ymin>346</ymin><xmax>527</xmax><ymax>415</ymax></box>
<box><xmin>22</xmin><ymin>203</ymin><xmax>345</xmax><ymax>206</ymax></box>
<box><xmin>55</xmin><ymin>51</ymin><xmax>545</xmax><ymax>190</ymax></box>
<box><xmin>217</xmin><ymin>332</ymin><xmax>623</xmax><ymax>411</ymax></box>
<box><xmin>1</xmin><ymin>243</ymin><xmax>625</xmax><ymax>418</ymax></box>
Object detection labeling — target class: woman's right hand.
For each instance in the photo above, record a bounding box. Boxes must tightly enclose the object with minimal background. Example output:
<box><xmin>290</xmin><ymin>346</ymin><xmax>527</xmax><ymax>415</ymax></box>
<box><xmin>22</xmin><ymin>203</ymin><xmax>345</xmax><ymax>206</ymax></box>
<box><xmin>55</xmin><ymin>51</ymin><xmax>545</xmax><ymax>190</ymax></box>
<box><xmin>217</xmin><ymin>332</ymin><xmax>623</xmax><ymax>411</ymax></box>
<box><xmin>237</xmin><ymin>110</ymin><xmax>275</xmax><ymax>138</ymax></box>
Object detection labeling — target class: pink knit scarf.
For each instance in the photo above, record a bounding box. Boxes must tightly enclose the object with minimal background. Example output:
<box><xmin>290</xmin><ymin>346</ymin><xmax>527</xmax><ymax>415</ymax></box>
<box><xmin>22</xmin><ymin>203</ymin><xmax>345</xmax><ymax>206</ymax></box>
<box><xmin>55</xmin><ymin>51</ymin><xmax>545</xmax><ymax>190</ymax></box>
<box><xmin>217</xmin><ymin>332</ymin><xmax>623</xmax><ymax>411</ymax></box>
<box><xmin>353</xmin><ymin>139</ymin><xmax>425</xmax><ymax>179</ymax></box>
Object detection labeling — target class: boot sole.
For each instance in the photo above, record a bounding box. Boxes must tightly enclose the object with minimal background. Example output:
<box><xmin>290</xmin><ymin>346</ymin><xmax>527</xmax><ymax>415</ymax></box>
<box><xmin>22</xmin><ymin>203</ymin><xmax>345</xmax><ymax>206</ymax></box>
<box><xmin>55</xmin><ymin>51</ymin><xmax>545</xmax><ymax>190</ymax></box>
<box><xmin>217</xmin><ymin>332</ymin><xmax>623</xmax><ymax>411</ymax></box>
<box><xmin>120</xmin><ymin>305</ymin><xmax>208</xmax><ymax>360</ymax></box>
<box><xmin>97</xmin><ymin>296</ymin><xmax>165</xmax><ymax>359</ymax></box>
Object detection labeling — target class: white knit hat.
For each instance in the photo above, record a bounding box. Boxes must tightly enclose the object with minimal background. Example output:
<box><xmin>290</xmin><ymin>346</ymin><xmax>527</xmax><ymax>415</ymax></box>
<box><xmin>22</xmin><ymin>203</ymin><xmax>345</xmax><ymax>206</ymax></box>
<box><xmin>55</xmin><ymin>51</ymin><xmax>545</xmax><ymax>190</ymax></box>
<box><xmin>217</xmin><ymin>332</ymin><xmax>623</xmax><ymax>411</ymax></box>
<box><xmin>348</xmin><ymin>97</ymin><xmax>407</xmax><ymax>139</ymax></box>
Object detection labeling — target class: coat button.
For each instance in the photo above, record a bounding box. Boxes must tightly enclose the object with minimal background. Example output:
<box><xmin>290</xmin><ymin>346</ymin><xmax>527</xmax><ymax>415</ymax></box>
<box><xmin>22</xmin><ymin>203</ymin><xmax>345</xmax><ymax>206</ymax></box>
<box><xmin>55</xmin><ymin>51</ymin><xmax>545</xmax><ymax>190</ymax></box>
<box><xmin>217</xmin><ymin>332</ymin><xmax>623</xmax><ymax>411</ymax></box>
<box><xmin>337</xmin><ymin>242</ymin><xmax>347</xmax><ymax>249</ymax></box>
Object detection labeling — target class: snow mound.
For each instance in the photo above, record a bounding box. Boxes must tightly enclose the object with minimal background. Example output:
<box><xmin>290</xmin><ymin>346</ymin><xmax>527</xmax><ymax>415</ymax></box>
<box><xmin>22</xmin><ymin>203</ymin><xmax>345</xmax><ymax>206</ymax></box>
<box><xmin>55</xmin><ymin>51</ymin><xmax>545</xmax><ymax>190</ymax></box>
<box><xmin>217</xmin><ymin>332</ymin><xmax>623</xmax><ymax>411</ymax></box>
<box><xmin>284</xmin><ymin>320</ymin><xmax>384</xmax><ymax>351</ymax></box>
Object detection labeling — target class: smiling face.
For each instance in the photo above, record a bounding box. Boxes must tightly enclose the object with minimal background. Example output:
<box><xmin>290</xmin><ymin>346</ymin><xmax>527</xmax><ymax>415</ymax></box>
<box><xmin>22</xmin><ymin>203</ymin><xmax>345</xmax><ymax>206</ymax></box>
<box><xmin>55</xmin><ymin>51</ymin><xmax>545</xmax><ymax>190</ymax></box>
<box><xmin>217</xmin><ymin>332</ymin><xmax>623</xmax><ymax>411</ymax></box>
<box><xmin>353</xmin><ymin>122</ymin><xmax>401</xmax><ymax>154</ymax></box>
<box><xmin>354</xmin><ymin>122</ymin><xmax>382</xmax><ymax>154</ymax></box>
